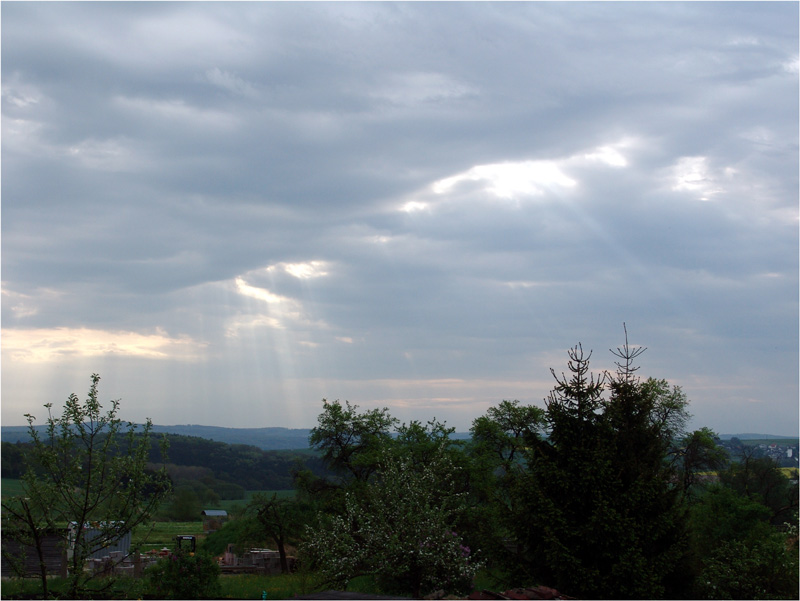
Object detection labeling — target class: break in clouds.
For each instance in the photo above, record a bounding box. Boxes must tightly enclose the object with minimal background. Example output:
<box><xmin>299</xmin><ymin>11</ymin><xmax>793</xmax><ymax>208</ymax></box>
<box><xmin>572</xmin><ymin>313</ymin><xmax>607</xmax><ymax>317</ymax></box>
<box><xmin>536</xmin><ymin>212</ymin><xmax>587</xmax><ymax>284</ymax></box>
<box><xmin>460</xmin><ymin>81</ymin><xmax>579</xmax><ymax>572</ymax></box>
<box><xmin>2</xmin><ymin>2</ymin><xmax>798</xmax><ymax>435</ymax></box>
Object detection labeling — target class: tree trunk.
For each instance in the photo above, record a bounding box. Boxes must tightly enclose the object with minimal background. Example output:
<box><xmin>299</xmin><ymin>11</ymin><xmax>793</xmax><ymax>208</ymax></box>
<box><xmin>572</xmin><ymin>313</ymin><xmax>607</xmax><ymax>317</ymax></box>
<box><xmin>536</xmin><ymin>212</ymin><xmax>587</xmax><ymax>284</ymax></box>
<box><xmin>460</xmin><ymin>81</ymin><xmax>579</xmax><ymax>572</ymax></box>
<box><xmin>277</xmin><ymin>535</ymin><xmax>289</xmax><ymax>574</ymax></box>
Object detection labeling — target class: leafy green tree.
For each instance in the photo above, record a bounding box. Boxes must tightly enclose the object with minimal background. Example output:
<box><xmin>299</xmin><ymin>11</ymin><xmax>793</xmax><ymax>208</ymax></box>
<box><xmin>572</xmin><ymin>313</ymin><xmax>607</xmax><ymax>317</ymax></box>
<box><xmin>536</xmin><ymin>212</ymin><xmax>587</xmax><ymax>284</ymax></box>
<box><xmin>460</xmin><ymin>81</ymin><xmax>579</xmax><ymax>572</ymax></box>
<box><xmin>308</xmin><ymin>399</ymin><xmax>398</xmax><ymax>484</ymax></box>
<box><xmin>469</xmin><ymin>400</ymin><xmax>546</xmax><ymax>570</ymax></box>
<box><xmin>689</xmin><ymin>486</ymin><xmax>772</xmax><ymax>559</ymax></box>
<box><xmin>471</xmin><ymin>400</ymin><xmax>545</xmax><ymax>476</ymax></box>
<box><xmin>200</xmin><ymin>516</ymin><xmax>259</xmax><ymax>556</ymax></box>
<box><xmin>719</xmin><ymin>454</ymin><xmax>798</xmax><ymax>525</ymax></box>
<box><xmin>1</xmin><ymin>441</ymin><xmax>27</xmax><ymax>478</ymax></box>
<box><xmin>248</xmin><ymin>493</ymin><xmax>310</xmax><ymax>573</ymax></box>
<box><xmin>166</xmin><ymin>486</ymin><xmax>203</xmax><ymax>521</ymax></box>
<box><xmin>393</xmin><ymin>418</ymin><xmax>460</xmax><ymax>468</ymax></box>
<box><xmin>300</xmin><ymin>399</ymin><xmax>400</xmax><ymax>517</ymax></box>
<box><xmin>673</xmin><ymin>426</ymin><xmax>728</xmax><ymax>496</ymax></box>
<box><xmin>302</xmin><ymin>446</ymin><xmax>480</xmax><ymax>598</ymax></box>
<box><xmin>1</xmin><ymin>374</ymin><xmax>170</xmax><ymax>599</ymax></box>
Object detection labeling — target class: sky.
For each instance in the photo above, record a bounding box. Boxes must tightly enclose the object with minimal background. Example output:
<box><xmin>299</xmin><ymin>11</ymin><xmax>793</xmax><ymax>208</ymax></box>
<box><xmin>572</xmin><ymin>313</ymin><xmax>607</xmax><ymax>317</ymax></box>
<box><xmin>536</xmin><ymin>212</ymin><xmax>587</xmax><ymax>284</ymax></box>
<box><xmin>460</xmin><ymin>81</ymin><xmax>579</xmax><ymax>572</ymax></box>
<box><xmin>2</xmin><ymin>2</ymin><xmax>798</xmax><ymax>436</ymax></box>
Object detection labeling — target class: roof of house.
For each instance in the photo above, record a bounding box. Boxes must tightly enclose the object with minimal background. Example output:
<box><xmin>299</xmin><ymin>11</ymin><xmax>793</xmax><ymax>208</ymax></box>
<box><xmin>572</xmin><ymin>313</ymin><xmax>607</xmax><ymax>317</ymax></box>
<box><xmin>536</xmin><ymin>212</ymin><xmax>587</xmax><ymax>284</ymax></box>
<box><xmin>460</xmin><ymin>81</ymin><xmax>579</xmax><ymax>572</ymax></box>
<box><xmin>201</xmin><ymin>510</ymin><xmax>228</xmax><ymax>517</ymax></box>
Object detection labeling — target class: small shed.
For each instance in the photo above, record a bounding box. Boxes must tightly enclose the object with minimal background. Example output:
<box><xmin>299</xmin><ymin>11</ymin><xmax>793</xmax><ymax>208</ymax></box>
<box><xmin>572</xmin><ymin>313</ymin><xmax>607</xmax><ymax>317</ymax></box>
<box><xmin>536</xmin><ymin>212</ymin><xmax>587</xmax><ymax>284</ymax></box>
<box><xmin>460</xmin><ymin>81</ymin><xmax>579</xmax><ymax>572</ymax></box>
<box><xmin>201</xmin><ymin>509</ymin><xmax>228</xmax><ymax>533</ymax></box>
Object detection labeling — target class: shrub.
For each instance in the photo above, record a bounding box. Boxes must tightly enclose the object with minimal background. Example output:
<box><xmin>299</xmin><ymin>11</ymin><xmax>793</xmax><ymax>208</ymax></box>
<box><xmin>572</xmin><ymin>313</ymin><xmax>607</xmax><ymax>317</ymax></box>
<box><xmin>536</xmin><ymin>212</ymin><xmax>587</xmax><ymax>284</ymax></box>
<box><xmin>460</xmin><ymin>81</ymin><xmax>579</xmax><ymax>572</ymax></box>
<box><xmin>696</xmin><ymin>532</ymin><xmax>799</xmax><ymax>599</ymax></box>
<box><xmin>144</xmin><ymin>550</ymin><xmax>221</xmax><ymax>599</ymax></box>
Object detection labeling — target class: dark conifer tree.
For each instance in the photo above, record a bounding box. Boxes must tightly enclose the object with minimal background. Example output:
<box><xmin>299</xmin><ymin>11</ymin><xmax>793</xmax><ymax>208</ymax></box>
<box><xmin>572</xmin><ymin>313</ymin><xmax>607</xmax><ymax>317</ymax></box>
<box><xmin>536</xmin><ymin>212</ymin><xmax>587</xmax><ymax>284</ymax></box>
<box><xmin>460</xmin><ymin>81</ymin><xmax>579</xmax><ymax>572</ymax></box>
<box><xmin>514</xmin><ymin>331</ymin><xmax>689</xmax><ymax>599</ymax></box>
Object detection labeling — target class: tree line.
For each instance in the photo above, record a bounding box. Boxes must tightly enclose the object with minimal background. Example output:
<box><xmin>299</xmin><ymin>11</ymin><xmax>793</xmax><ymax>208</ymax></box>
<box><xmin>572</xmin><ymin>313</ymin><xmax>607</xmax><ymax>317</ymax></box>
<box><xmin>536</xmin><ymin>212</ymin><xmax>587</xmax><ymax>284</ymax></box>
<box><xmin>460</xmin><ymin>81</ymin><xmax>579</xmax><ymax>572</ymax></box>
<box><xmin>2</xmin><ymin>333</ymin><xmax>798</xmax><ymax>599</ymax></box>
<box><xmin>218</xmin><ymin>335</ymin><xmax>798</xmax><ymax>599</ymax></box>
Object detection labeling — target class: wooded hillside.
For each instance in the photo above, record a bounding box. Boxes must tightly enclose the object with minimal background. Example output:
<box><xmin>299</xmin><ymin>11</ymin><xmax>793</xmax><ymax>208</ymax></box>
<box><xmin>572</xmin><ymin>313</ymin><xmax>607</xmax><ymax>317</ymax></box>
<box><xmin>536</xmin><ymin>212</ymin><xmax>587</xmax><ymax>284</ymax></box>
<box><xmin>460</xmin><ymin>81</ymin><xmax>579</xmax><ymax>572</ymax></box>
<box><xmin>2</xmin><ymin>435</ymin><xmax>329</xmax><ymax>491</ymax></box>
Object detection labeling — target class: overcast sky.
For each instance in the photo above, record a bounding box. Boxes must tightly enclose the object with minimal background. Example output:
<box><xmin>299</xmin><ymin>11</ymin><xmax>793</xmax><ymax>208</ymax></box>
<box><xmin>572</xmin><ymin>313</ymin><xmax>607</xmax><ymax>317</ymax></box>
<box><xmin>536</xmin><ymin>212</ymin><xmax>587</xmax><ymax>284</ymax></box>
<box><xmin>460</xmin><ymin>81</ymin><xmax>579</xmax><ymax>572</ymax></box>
<box><xmin>2</xmin><ymin>2</ymin><xmax>798</xmax><ymax>436</ymax></box>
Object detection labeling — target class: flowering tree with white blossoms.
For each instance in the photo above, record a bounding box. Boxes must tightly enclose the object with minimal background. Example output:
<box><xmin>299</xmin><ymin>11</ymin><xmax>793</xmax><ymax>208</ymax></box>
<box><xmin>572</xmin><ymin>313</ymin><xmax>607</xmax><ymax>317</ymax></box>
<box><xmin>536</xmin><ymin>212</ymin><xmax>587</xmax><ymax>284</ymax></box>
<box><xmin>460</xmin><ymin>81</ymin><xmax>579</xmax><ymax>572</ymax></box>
<box><xmin>302</xmin><ymin>444</ymin><xmax>481</xmax><ymax>598</ymax></box>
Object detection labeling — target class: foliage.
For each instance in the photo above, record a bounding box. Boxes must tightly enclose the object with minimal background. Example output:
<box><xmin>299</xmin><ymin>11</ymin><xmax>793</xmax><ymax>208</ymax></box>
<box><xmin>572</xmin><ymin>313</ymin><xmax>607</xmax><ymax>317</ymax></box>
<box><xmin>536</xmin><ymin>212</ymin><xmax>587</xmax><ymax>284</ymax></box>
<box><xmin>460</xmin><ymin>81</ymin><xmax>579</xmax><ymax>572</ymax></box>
<box><xmin>302</xmin><ymin>446</ymin><xmax>481</xmax><ymax>598</ymax></box>
<box><xmin>164</xmin><ymin>485</ymin><xmax>204</xmax><ymax>521</ymax></box>
<box><xmin>297</xmin><ymin>399</ymin><xmax>399</xmax><ymax>517</ymax></box>
<box><xmin>3</xmin><ymin>433</ymin><xmax>323</xmax><ymax>495</ymax></box>
<box><xmin>1</xmin><ymin>443</ymin><xmax>27</xmax><ymax>479</ymax></box>
<box><xmin>308</xmin><ymin>399</ymin><xmax>398</xmax><ymax>484</ymax></box>
<box><xmin>144</xmin><ymin>549</ymin><xmax>222</xmax><ymax>599</ymax></box>
<box><xmin>688</xmin><ymin>485</ymin><xmax>773</xmax><ymax>559</ymax></box>
<box><xmin>246</xmin><ymin>493</ymin><xmax>311</xmax><ymax>573</ymax></box>
<box><xmin>509</xmin><ymin>337</ymin><xmax>690</xmax><ymax>599</ymax></box>
<box><xmin>695</xmin><ymin>532</ymin><xmax>799</xmax><ymax>600</ymax></box>
<box><xmin>5</xmin><ymin>337</ymin><xmax>797</xmax><ymax>600</ymax></box>
<box><xmin>1</xmin><ymin>374</ymin><xmax>170</xmax><ymax>599</ymax></box>
<box><xmin>687</xmin><ymin>482</ymin><xmax>800</xmax><ymax>599</ymax></box>
<box><xmin>471</xmin><ymin>400</ymin><xmax>545</xmax><ymax>472</ymax></box>
<box><xmin>145</xmin><ymin>434</ymin><xmax>326</xmax><ymax>491</ymax></box>
<box><xmin>673</xmin><ymin>426</ymin><xmax>728</xmax><ymax>496</ymax></box>
<box><xmin>718</xmin><ymin>453</ymin><xmax>798</xmax><ymax>525</ymax></box>
<box><xmin>199</xmin><ymin>516</ymin><xmax>253</xmax><ymax>556</ymax></box>
<box><xmin>469</xmin><ymin>400</ymin><xmax>546</xmax><ymax>568</ymax></box>
<box><xmin>392</xmin><ymin>418</ymin><xmax>460</xmax><ymax>466</ymax></box>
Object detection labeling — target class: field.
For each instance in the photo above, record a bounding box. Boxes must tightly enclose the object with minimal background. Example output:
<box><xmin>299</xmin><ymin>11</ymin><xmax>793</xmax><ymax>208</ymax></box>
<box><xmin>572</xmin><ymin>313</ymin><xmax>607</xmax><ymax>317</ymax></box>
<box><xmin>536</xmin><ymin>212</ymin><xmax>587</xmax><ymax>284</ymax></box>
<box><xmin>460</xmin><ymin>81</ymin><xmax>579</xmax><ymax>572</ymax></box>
<box><xmin>1</xmin><ymin>480</ymin><xmax>297</xmax><ymax>554</ymax></box>
<box><xmin>132</xmin><ymin>521</ymin><xmax>205</xmax><ymax>552</ymax></box>
<box><xmin>0</xmin><ymin>571</ymin><xmax>386</xmax><ymax>599</ymax></box>
<box><xmin>1</xmin><ymin>478</ymin><xmax>26</xmax><ymax>499</ymax></box>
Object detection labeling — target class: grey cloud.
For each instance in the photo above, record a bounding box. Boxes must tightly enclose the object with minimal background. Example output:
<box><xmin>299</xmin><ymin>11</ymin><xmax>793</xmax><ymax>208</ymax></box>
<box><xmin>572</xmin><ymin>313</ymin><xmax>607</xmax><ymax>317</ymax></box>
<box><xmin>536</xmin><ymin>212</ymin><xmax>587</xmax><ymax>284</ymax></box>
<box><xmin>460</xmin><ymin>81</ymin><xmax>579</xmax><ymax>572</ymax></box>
<box><xmin>2</xmin><ymin>2</ymin><xmax>796</xmax><ymax>434</ymax></box>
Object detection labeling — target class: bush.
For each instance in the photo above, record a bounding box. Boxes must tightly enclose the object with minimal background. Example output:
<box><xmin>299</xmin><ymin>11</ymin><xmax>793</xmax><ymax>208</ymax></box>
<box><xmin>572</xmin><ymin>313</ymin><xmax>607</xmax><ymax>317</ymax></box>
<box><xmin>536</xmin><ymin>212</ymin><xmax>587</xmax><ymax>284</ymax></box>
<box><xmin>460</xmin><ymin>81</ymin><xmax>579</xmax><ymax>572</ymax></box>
<box><xmin>144</xmin><ymin>550</ymin><xmax>221</xmax><ymax>599</ymax></box>
<box><xmin>696</xmin><ymin>533</ymin><xmax>799</xmax><ymax>599</ymax></box>
<box><xmin>201</xmin><ymin>517</ymin><xmax>260</xmax><ymax>556</ymax></box>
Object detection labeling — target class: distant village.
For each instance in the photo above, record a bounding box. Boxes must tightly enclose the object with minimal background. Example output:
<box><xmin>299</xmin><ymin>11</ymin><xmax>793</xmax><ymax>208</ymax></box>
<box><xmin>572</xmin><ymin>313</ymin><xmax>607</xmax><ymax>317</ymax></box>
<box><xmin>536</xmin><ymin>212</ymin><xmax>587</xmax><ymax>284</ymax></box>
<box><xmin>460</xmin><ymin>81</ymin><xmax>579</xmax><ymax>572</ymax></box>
<box><xmin>717</xmin><ymin>437</ymin><xmax>799</xmax><ymax>469</ymax></box>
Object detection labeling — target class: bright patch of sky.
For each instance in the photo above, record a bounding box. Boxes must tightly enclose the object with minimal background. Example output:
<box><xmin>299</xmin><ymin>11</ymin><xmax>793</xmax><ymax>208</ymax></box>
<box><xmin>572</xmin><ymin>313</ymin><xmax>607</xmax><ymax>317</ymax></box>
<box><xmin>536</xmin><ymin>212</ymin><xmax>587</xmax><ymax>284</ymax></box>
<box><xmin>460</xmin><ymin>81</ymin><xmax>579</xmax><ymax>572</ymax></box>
<box><xmin>3</xmin><ymin>327</ymin><xmax>206</xmax><ymax>362</ymax></box>
<box><xmin>433</xmin><ymin>161</ymin><xmax>578</xmax><ymax>199</ymax></box>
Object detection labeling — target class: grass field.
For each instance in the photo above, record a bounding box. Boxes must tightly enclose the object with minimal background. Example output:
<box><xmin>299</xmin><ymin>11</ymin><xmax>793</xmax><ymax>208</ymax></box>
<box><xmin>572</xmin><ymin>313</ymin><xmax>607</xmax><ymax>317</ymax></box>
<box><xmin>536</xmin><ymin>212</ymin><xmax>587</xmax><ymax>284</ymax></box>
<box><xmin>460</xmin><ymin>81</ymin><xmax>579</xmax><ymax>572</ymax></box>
<box><xmin>125</xmin><ymin>490</ymin><xmax>298</xmax><ymax>552</ymax></box>
<box><xmin>1</xmin><ymin>477</ymin><xmax>26</xmax><ymax>499</ymax></box>
<box><xmin>132</xmin><ymin>521</ymin><xmax>205</xmax><ymax>552</ymax></box>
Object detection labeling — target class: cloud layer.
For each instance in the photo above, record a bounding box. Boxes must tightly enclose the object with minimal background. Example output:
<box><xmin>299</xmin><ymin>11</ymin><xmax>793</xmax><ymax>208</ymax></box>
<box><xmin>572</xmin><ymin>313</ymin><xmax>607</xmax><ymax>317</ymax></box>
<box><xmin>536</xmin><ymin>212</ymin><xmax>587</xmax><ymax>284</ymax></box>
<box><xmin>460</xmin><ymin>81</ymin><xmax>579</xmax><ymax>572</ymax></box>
<box><xmin>2</xmin><ymin>2</ymin><xmax>797</xmax><ymax>434</ymax></box>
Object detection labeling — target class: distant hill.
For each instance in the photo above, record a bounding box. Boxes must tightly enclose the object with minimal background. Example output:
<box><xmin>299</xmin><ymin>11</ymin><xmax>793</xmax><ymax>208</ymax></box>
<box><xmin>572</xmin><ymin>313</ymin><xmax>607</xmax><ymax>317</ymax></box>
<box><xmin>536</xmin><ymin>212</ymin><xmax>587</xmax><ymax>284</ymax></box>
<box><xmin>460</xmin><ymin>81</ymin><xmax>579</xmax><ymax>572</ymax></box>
<box><xmin>1</xmin><ymin>427</ymin><xmax>329</xmax><ymax>489</ymax></box>
<box><xmin>152</xmin><ymin>425</ymin><xmax>315</xmax><ymax>450</ymax></box>
<box><xmin>1</xmin><ymin>424</ymin><xmax>472</xmax><ymax>450</ymax></box>
<box><xmin>718</xmin><ymin>433</ymin><xmax>798</xmax><ymax>441</ymax></box>
<box><xmin>1</xmin><ymin>424</ymin><xmax>314</xmax><ymax>451</ymax></box>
